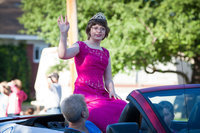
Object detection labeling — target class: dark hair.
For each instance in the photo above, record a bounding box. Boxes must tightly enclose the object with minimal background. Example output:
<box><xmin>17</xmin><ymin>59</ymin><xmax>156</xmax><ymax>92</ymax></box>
<box><xmin>154</xmin><ymin>104</ymin><xmax>165</xmax><ymax>119</ymax></box>
<box><xmin>159</xmin><ymin>101</ymin><xmax>174</xmax><ymax>117</ymax></box>
<box><xmin>86</xmin><ymin>19</ymin><xmax>110</xmax><ymax>40</ymax></box>
<box><xmin>48</xmin><ymin>72</ymin><xmax>59</xmax><ymax>80</ymax></box>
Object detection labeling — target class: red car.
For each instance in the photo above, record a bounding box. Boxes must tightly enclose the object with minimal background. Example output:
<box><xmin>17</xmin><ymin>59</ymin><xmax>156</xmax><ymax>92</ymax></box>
<box><xmin>107</xmin><ymin>84</ymin><xmax>200</xmax><ymax>133</ymax></box>
<box><xmin>0</xmin><ymin>84</ymin><xmax>200</xmax><ymax>133</ymax></box>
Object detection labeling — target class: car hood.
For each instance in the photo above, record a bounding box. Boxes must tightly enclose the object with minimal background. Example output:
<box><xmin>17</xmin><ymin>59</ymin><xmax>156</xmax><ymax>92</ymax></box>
<box><xmin>0</xmin><ymin>123</ymin><xmax>63</xmax><ymax>133</ymax></box>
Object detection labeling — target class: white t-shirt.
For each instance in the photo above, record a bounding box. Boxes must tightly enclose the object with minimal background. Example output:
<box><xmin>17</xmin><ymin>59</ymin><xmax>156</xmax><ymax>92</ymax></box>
<box><xmin>45</xmin><ymin>83</ymin><xmax>62</xmax><ymax>109</ymax></box>
<box><xmin>0</xmin><ymin>93</ymin><xmax>9</xmax><ymax>117</ymax></box>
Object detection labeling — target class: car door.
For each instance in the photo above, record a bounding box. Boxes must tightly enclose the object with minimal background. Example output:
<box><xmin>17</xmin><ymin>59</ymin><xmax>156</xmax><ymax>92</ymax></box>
<box><xmin>143</xmin><ymin>86</ymin><xmax>200</xmax><ymax>133</ymax></box>
<box><xmin>185</xmin><ymin>87</ymin><xmax>200</xmax><ymax>133</ymax></box>
<box><xmin>120</xmin><ymin>85</ymin><xmax>200</xmax><ymax>133</ymax></box>
<box><xmin>144</xmin><ymin>88</ymin><xmax>186</xmax><ymax>133</ymax></box>
<box><xmin>127</xmin><ymin>90</ymin><xmax>170</xmax><ymax>133</ymax></box>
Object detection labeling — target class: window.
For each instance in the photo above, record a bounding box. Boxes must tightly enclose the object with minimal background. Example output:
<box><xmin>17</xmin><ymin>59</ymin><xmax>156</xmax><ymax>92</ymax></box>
<box><xmin>33</xmin><ymin>45</ymin><xmax>47</xmax><ymax>63</ymax></box>
<box><xmin>185</xmin><ymin>88</ymin><xmax>200</xmax><ymax>131</ymax></box>
<box><xmin>144</xmin><ymin>89</ymin><xmax>186</xmax><ymax>132</ymax></box>
<box><xmin>144</xmin><ymin>88</ymin><xmax>200</xmax><ymax>132</ymax></box>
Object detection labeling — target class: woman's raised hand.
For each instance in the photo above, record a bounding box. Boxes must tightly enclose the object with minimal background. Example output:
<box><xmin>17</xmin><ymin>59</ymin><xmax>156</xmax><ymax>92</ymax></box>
<box><xmin>57</xmin><ymin>15</ymin><xmax>70</xmax><ymax>34</ymax></box>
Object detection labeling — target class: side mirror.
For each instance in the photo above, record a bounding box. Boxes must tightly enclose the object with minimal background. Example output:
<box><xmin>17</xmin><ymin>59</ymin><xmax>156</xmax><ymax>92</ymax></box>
<box><xmin>106</xmin><ymin>122</ymin><xmax>139</xmax><ymax>133</ymax></box>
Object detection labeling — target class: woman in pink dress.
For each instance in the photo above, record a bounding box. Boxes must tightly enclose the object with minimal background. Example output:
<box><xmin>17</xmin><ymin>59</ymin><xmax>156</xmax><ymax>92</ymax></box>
<box><xmin>58</xmin><ymin>12</ymin><xmax>127</xmax><ymax>132</ymax></box>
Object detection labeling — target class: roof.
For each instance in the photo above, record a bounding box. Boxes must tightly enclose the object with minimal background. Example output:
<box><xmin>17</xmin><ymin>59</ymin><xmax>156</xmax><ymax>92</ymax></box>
<box><xmin>0</xmin><ymin>0</ymin><xmax>24</xmax><ymax>34</ymax></box>
<box><xmin>138</xmin><ymin>84</ymin><xmax>200</xmax><ymax>93</ymax></box>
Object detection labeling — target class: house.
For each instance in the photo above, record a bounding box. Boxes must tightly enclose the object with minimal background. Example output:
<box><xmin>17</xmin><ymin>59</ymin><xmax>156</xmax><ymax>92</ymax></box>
<box><xmin>0</xmin><ymin>0</ymin><xmax>49</xmax><ymax>98</ymax></box>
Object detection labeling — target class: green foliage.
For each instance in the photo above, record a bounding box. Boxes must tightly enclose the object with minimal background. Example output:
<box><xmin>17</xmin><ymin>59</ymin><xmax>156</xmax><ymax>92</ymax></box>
<box><xmin>0</xmin><ymin>43</ymin><xmax>30</xmax><ymax>97</ymax></box>
<box><xmin>46</xmin><ymin>60</ymin><xmax>69</xmax><ymax>75</ymax></box>
<box><xmin>19</xmin><ymin>0</ymin><xmax>66</xmax><ymax>45</ymax></box>
<box><xmin>19</xmin><ymin>0</ymin><xmax>200</xmax><ymax>82</ymax></box>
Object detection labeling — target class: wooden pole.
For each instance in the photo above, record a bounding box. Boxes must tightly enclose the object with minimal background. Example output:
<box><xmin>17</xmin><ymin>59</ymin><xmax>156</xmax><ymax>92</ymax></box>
<box><xmin>66</xmin><ymin>0</ymin><xmax>78</xmax><ymax>92</ymax></box>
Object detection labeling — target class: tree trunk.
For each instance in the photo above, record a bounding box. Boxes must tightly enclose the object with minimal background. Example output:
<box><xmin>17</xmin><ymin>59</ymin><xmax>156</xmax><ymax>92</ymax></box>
<box><xmin>191</xmin><ymin>55</ymin><xmax>200</xmax><ymax>83</ymax></box>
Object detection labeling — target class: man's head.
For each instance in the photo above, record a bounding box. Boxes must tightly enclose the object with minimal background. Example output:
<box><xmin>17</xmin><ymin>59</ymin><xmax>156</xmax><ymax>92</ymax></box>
<box><xmin>0</xmin><ymin>81</ymin><xmax>11</xmax><ymax>95</ymax></box>
<box><xmin>13</xmin><ymin>79</ymin><xmax>22</xmax><ymax>89</ymax></box>
<box><xmin>61</xmin><ymin>94</ymin><xmax>88</xmax><ymax>123</ymax></box>
<box><xmin>159</xmin><ymin>101</ymin><xmax>174</xmax><ymax>127</ymax></box>
<box><xmin>48</xmin><ymin>72</ymin><xmax>59</xmax><ymax>83</ymax></box>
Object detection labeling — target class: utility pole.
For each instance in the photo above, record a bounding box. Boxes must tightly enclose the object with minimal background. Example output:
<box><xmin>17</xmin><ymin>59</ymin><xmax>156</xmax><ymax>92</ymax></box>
<box><xmin>66</xmin><ymin>0</ymin><xmax>78</xmax><ymax>91</ymax></box>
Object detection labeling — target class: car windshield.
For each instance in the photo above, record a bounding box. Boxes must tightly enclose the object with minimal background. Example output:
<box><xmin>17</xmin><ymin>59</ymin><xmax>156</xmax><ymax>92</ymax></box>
<box><xmin>143</xmin><ymin>87</ymin><xmax>200</xmax><ymax>132</ymax></box>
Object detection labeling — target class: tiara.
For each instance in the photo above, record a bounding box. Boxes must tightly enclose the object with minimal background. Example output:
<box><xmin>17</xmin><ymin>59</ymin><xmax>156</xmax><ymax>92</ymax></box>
<box><xmin>90</xmin><ymin>12</ymin><xmax>106</xmax><ymax>21</ymax></box>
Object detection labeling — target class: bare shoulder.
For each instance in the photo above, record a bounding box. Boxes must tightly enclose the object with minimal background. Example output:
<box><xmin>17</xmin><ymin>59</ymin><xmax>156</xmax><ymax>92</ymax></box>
<box><xmin>68</xmin><ymin>42</ymin><xmax>80</xmax><ymax>52</ymax></box>
<box><xmin>71</xmin><ymin>42</ymin><xmax>79</xmax><ymax>48</ymax></box>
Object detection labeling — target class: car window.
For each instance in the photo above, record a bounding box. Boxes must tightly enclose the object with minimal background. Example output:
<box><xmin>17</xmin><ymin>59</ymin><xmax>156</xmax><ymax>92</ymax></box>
<box><xmin>185</xmin><ymin>88</ymin><xmax>200</xmax><ymax>131</ymax></box>
<box><xmin>143</xmin><ymin>88</ymin><xmax>200</xmax><ymax>133</ymax></box>
<box><xmin>143</xmin><ymin>89</ymin><xmax>186</xmax><ymax>132</ymax></box>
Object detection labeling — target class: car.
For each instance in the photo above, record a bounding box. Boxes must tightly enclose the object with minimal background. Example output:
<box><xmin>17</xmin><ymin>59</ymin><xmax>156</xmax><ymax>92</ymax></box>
<box><xmin>0</xmin><ymin>114</ymin><xmax>65</xmax><ymax>133</ymax></box>
<box><xmin>107</xmin><ymin>84</ymin><xmax>200</xmax><ymax>133</ymax></box>
<box><xmin>0</xmin><ymin>84</ymin><xmax>200</xmax><ymax>133</ymax></box>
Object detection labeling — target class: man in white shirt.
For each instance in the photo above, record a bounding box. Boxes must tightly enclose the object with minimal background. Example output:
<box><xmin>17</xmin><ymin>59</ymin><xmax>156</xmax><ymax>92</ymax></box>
<box><xmin>41</xmin><ymin>73</ymin><xmax>62</xmax><ymax>114</ymax></box>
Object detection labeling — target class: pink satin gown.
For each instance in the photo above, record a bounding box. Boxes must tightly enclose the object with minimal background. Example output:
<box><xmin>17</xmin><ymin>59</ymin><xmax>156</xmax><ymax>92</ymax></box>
<box><xmin>74</xmin><ymin>41</ymin><xmax>127</xmax><ymax>133</ymax></box>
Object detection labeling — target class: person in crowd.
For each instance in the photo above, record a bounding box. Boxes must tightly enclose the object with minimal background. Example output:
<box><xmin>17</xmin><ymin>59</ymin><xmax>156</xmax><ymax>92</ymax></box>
<box><xmin>57</xmin><ymin>12</ymin><xmax>127</xmax><ymax>132</ymax></box>
<box><xmin>7</xmin><ymin>79</ymin><xmax>27</xmax><ymax>116</ymax></box>
<box><xmin>41</xmin><ymin>72</ymin><xmax>62</xmax><ymax>114</ymax></box>
<box><xmin>23</xmin><ymin>107</ymin><xmax>35</xmax><ymax>115</ymax></box>
<box><xmin>159</xmin><ymin>101</ymin><xmax>175</xmax><ymax>129</ymax></box>
<box><xmin>0</xmin><ymin>81</ymin><xmax>12</xmax><ymax>117</ymax></box>
<box><xmin>61</xmin><ymin>94</ymin><xmax>102</xmax><ymax>133</ymax></box>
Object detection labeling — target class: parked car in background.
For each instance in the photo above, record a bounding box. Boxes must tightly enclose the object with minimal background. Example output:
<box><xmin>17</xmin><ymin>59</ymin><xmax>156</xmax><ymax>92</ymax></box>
<box><xmin>0</xmin><ymin>84</ymin><xmax>200</xmax><ymax>133</ymax></box>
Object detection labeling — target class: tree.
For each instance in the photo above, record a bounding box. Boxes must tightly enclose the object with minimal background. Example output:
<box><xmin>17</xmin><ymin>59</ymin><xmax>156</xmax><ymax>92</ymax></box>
<box><xmin>19</xmin><ymin>0</ymin><xmax>200</xmax><ymax>83</ymax></box>
<box><xmin>0</xmin><ymin>43</ymin><xmax>30</xmax><ymax>97</ymax></box>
